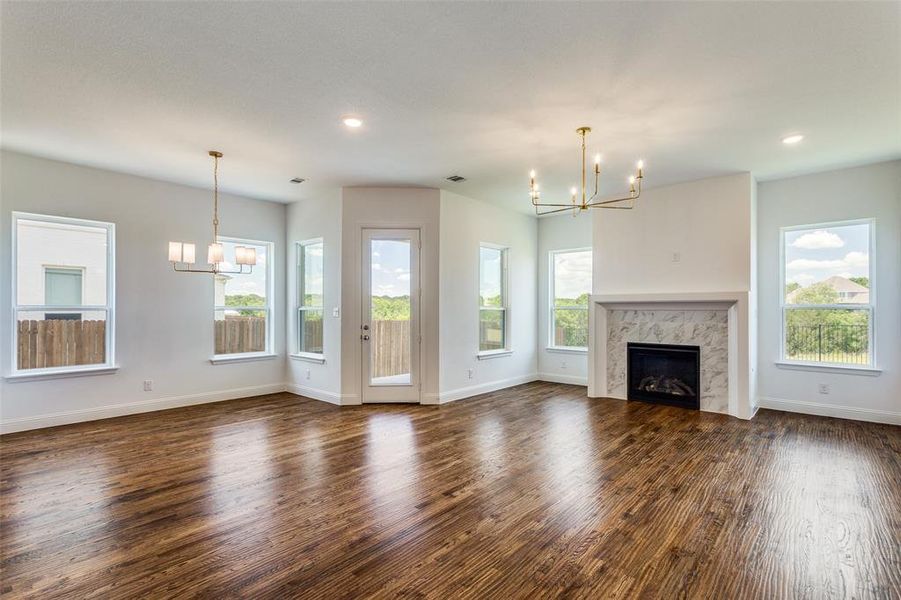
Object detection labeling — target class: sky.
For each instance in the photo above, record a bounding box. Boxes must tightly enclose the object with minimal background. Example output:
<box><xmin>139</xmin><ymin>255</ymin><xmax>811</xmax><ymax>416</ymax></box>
<box><xmin>302</xmin><ymin>242</ymin><xmax>324</xmax><ymax>300</ymax></box>
<box><xmin>371</xmin><ymin>239</ymin><xmax>411</xmax><ymax>297</ymax></box>
<box><xmin>480</xmin><ymin>247</ymin><xmax>502</xmax><ymax>300</ymax></box>
<box><xmin>554</xmin><ymin>250</ymin><xmax>592</xmax><ymax>300</ymax></box>
<box><xmin>784</xmin><ymin>223</ymin><xmax>869</xmax><ymax>287</ymax></box>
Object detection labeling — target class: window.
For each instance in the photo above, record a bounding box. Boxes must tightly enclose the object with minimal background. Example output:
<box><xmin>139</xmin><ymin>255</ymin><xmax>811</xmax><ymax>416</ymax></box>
<box><xmin>550</xmin><ymin>249</ymin><xmax>592</xmax><ymax>349</ymax></box>
<box><xmin>781</xmin><ymin>220</ymin><xmax>873</xmax><ymax>367</ymax></box>
<box><xmin>479</xmin><ymin>245</ymin><xmax>508</xmax><ymax>352</ymax></box>
<box><xmin>296</xmin><ymin>239</ymin><xmax>324</xmax><ymax>356</ymax></box>
<box><xmin>12</xmin><ymin>213</ymin><xmax>115</xmax><ymax>374</ymax></box>
<box><xmin>214</xmin><ymin>238</ymin><xmax>273</xmax><ymax>357</ymax></box>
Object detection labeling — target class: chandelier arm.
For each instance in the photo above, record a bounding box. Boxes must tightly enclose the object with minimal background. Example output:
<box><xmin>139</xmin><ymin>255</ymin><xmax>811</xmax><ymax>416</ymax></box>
<box><xmin>534</xmin><ymin>205</ymin><xmax>579</xmax><ymax>216</ymax></box>
<box><xmin>532</xmin><ymin>198</ymin><xmax>583</xmax><ymax>208</ymax></box>
<box><xmin>585</xmin><ymin>183</ymin><xmax>642</xmax><ymax>208</ymax></box>
<box><xmin>172</xmin><ymin>263</ymin><xmax>253</xmax><ymax>275</ymax></box>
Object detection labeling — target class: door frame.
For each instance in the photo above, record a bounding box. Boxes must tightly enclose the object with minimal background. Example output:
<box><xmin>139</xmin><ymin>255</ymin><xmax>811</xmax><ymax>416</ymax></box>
<box><xmin>360</xmin><ymin>227</ymin><xmax>421</xmax><ymax>403</ymax></box>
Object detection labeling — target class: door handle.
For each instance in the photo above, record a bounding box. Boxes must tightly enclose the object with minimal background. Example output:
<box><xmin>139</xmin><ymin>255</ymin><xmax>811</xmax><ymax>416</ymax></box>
<box><xmin>361</xmin><ymin>334</ymin><xmax>370</xmax><ymax>341</ymax></box>
<box><xmin>362</xmin><ymin>324</ymin><xmax>370</xmax><ymax>331</ymax></box>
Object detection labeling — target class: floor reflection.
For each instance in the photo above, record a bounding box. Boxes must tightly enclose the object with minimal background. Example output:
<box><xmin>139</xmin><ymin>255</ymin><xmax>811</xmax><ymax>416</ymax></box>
<box><xmin>364</xmin><ymin>413</ymin><xmax>421</xmax><ymax>514</ymax></box>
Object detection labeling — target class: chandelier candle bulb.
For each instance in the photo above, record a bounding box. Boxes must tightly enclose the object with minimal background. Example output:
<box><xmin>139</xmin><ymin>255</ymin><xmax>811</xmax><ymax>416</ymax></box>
<box><xmin>168</xmin><ymin>242</ymin><xmax>183</xmax><ymax>263</ymax></box>
<box><xmin>182</xmin><ymin>243</ymin><xmax>196</xmax><ymax>264</ymax></box>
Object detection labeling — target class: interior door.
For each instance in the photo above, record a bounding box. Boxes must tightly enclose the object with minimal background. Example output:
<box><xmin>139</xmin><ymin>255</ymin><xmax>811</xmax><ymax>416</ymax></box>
<box><xmin>361</xmin><ymin>228</ymin><xmax>421</xmax><ymax>403</ymax></box>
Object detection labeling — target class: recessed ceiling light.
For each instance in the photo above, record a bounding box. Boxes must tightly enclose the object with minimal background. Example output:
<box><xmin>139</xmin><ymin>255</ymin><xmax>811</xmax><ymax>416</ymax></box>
<box><xmin>782</xmin><ymin>134</ymin><xmax>804</xmax><ymax>145</ymax></box>
<box><xmin>342</xmin><ymin>116</ymin><xmax>363</xmax><ymax>128</ymax></box>
<box><xmin>290</xmin><ymin>177</ymin><xmax>305</xmax><ymax>184</ymax></box>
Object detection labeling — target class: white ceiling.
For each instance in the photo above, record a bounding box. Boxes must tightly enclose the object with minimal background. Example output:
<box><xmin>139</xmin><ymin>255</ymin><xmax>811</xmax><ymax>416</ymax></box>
<box><xmin>2</xmin><ymin>2</ymin><xmax>899</xmax><ymax>214</ymax></box>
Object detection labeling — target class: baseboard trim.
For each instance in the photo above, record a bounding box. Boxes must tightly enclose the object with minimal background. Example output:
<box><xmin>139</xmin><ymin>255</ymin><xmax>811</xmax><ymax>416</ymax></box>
<box><xmin>285</xmin><ymin>383</ymin><xmax>341</xmax><ymax>405</ymax></box>
<box><xmin>438</xmin><ymin>374</ymin><xmax>539</xmax><ymax>404</ymax></box>
<box><xmin>757</xmin><ymin>396</ymin><xmax>901</xmax><ymax>425</ymax></box>
<box><xmin>537</xmin><ymin>372</ymin><xmax>588</xmax><ymax>386</ymax></box>
<box><xmin>0</xmin><ymin>383</ymin><xmax>289</xmax><ymax>434</ymax></box>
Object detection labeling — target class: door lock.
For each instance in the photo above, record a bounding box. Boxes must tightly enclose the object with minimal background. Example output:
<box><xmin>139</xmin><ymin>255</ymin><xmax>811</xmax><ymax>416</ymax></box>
<box><xmin>362</xmin><ymin>324</ymin><xmax>370</xmax><ymax>331</ymax></box>
<box><xmin>361</xmin><ymin>334</ymin><xmax>370</xmax><ymax>341</ymax></box>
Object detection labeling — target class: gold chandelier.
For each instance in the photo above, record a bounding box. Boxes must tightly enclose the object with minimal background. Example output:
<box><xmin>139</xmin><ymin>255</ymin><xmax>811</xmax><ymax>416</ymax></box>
<box><xmin>529</xmin><ymin>126</ymin><xmax>644</xmax><ymax>216</ymax></box>
<box><xmin>168</xmin><ymin>151</ymin><xmax>257</xmax><ymax>274</ymax></box>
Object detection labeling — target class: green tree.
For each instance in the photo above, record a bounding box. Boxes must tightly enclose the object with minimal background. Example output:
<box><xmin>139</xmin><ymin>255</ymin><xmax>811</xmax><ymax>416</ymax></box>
<box><xmin>785</xmin><ymin>282</ymin><xmax>868</xmax><ymax>359</ymax></box>
<box><xmin>785</xmin><ymin>282</ymin><xmax>801</xmax><ymax>295</ymax></box>
<box><xmin>849</xmin><ymin>276</ymin><xmax>869</xmax><ymax>288</ymax></box>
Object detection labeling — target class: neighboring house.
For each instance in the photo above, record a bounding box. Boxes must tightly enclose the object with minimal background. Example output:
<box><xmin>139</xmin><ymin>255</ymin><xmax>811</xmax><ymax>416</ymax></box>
<box><xmin>214</xmin><ymin>274</ymin><xmax>230</xmax><ymax>310</ymax></box>
<box><xmin>787</xmin><ymin>275</ymin><xmax>870</xmax><ymax>304</ymax></box>
<box><xmin>17</xmin><ymin>219</ymin><xmax>107</xmax><ymax>319</ymax></box>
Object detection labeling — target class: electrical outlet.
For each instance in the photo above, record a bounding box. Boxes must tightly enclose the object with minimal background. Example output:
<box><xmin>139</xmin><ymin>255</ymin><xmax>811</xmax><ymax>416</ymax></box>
<box><xmin>560</xmin><ymin>361</ymin><xmax>567</xmax><ymax>369</ymax></box>
<box><xmin>672</xmin><ymin>252</ymin><xmax>681</xmax><ymax>263</ymax></box>
<box><xmin>467</xmin><ymin>368</ymin><xmax>473</xmax><ymax>380</ymax></box>
<box><xmin>306</xmin><ymin>369</ymin><xmax>311</xmax><ymax>380</ymax></box>
<box><xmin>818</xmin><ymin>383</ymin><xmax>830</xmax><ymax>395</ymax></box>
<box><xmin>332</xmin><ymin>307</ymin><xmax>340</xmax><ymax>318</ymax></box>
<box><xmin>143</xmin><ymin>380</ymin><xmax>153</xmax><ymax>391</ymax></box>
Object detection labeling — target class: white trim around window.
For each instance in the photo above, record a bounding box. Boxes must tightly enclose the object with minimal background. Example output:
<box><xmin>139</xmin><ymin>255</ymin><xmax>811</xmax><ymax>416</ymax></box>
<box><xmin>293</xmin><ymin>237</ymin><xmax>325</xmax><ymax>362</ymax></box>
<box><xmin>8</xmin><ymin>212</ymin><xmax>117</xmax><ymax>379</ymax></box>
<box><xmin>778</xmin><ymin>218</ymin><xmax>875</xmax><ymax>370</ymax></box>
<box><xmin>212</xmin><ymin>236</ymin><xmax>275</xmax><ymax>361</ymax></box>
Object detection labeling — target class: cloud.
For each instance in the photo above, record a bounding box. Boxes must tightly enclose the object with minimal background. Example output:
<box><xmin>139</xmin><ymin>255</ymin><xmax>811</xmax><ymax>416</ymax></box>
<box><xmin>790</xmin><ymin>230</ymin><xmax>845</xmax><ymax>250</ymax></box>
<box><xmin>398</xmin><ymin>273</ymin><xmax>410</xmax><ymax>281</ymax></box>
<box><xmin>786</xmin><ymin>252</ymin><xmax>868</xmax><ymax>271</ymax></box>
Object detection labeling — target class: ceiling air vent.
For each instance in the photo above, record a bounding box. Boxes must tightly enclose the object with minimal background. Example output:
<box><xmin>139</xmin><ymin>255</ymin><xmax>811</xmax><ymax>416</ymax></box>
<box><xmin>290</xmin><ymin>177</ymin><xmax>306</xmax><ymax>184</ymax></box>
<box><xmin>446</xmin><ymin>175</ymin><xmax>466</xmax><ymax>182</ymax></box>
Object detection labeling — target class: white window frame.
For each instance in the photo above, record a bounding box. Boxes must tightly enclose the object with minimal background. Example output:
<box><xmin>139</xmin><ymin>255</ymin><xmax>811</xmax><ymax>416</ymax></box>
<box><xmin>548</xmin><ymin>247</ymin><xmax>592</xmax><ymax>352</ymax></box>
<box><xmin>212</xmin><ymin>236</ymin><xmax>275</xmax><ymax>362</ymax></box>
<box><xmin>778</xmin><ymin>218</ymin><xmax>876</xmax><ymax>370</ymax></box>
<box><xmin>477</xmin><ymin>243</ymin><xmax>511</xmax><ymax>358</ymax></box>
<box><xmin>9</xmin><ymin>212</ymin><xmax>117</xmax><ymax>379</ymax></box>
<box><xmin>293</xmin><ymin>238</ymin><xmax>325</xmax><ymax>363</ymax></box>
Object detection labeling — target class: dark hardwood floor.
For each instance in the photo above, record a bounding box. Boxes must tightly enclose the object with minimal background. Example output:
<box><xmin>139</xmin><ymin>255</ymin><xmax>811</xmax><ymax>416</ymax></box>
<box><xmin>1</xmin><ymin>382</ymin><xmax>899</xmax><ymax>599</ymax></box>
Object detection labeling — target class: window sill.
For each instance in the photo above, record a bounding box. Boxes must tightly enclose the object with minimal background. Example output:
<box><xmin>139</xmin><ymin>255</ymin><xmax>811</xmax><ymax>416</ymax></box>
<box><xmin>546</xmin><ymin>346</ymin><xmax>588</xmax><ymax>354</ymax></box>
<box><xmin>210</xmin><ymin>353</ymin><xmax>278</xmax><ymax>365</ymax></box>
<box><xmin>290</xmin><ymin>353</ymin><xmax>326</xmax><ymax>365</ymax></box>
<box><xmin>774</xmin><ymin>361</ymin><xmax>882</xmax><ymax>376</ymax></box>
<box><xmin>5</xmin><ymin>365</ymin><xmax>119</xmax><ymax>382</ymax></box>
<box><xmin>477</xmin><ymin>350</ymin><xmax>513</xmax><ymax>360</ymax></box>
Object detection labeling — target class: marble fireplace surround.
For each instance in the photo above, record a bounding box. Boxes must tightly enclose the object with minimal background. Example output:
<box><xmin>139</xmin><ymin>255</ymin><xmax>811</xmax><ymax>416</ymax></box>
<box><xmin>588</xmin><ymin>292</ymin><xmax>754</xmax><ymax>420</ymax></box>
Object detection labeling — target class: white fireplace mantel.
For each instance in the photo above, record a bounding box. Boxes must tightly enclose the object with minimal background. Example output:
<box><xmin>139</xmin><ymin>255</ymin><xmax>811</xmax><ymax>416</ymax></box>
<box><xmin>588</xmin><ymin>291</ymin><xmax>755</xmax><ymax>420</ymax></box>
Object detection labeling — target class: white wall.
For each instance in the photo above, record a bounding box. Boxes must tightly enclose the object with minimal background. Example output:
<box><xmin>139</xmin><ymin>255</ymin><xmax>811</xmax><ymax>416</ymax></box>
<box><xmin>537</xmin><ymin>213</ymin><xmax>592</xmax><ymax>385</ymax></box>
<box><xmin>757</xmin><ymin>160</ymin><xmax>901</xmax><ymax>424</ymax></box>
<box><xmin>340</xmin><ymin>187</ymin><xmax>441</xmax><ymax>404</ymax></box>
<box><xmin>593</xmin><ymin>173</ymin><xmax>755</xmax><ymax>294</ymax></box>
<box><xmin>285</xmin><ymin>190</ymin><xmax>343</xmax><ymax>404</ymax></box>
<box><xmin>439</xmin><ymin>191</ymin><xmax>538</xmax><ymax>401</ymax></box>
<box><xmin>0</xmin><ymin>151</ymin><xmax>288</xmax><ymax>432</ymax></box>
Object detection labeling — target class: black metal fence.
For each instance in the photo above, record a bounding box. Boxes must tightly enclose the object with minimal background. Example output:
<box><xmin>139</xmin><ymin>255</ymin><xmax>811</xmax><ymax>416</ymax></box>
<box><xmin>785</xmin><ymin>324</ymin><xmax>869</xmax><ymax>364</ymax></box>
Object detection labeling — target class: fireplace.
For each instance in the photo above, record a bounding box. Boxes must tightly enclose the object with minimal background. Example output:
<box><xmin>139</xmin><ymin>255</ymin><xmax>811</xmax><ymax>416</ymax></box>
<box><xmin>627</xmin><ymin>342</ymin><xmax>700</xmax><ymax>410</ymax></box>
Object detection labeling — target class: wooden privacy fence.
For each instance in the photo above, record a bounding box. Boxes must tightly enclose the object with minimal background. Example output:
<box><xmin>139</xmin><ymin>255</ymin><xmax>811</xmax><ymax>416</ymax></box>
<box><xmin>215</xmin><ymin>315</ymin><xmax>267</xmax><ymax>354</ymax></box>
<box><xmin>371</xmin><ymin>320</ymin><xmax>410</xmax><ymax>378</ymax></box>
<box><xmin>17</xmin><ymin>319</ymin><xmax>105</xmax><ymax>369</ymax></box>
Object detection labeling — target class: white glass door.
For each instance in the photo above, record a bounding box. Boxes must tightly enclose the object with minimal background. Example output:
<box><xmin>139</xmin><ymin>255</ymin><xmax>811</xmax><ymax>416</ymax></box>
<box><xmin>361</xmin><ymin>229</ymin><xmax>421</xmax><ymax>403</ymax></box>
